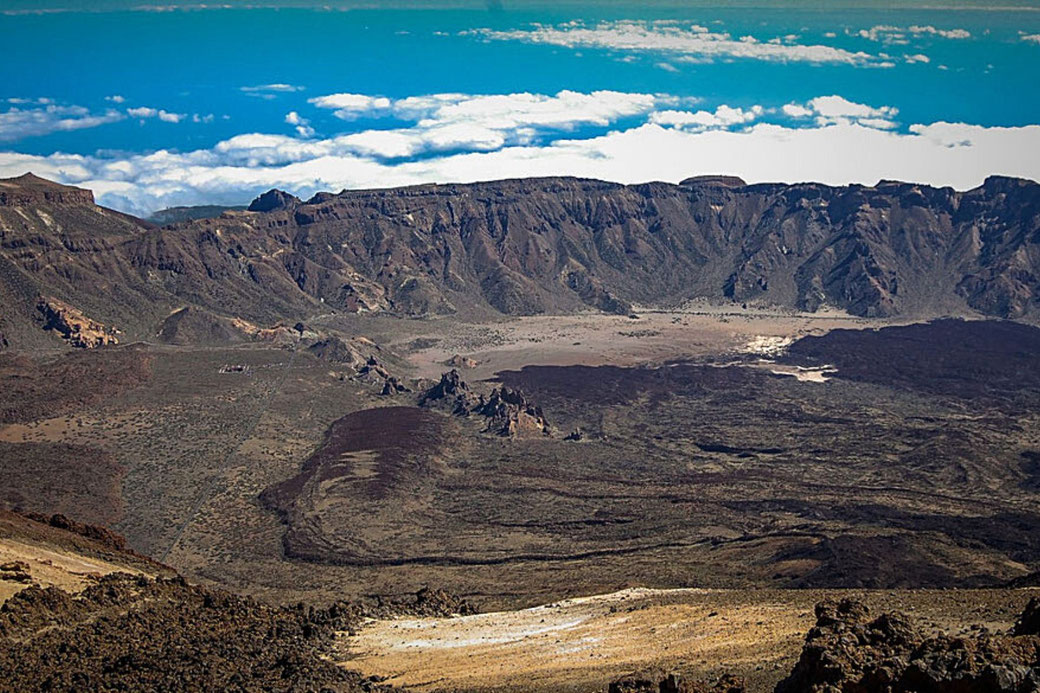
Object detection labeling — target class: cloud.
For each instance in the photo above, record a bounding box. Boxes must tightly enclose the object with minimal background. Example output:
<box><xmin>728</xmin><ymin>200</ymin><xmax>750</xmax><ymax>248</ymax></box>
<box><xmin>466</xmin><ymin>20</ymin><xmax>879</xmax><ymax>65</ymax></box>
<box><xmin>650</xmin><ymin>105</ymin><xmax>763</xmax><ymax>129</ymax></box>
<box><xmin>240</xmin><ymin>83</ymin><xmax>306</xmax><ymax>100</ymax></box>
<box><xmin>285</xmin><ymin>110</ymin><xmax>314</xmax><ymax>138</ymax></box>
<box><xmin>126</xmin><ymin>106</ymin><xmax>157</xmax><ymax>118</ymax></box>
<box><xmin>127</xmin><ymin>106</ymin><xmax>187</xmax><ymax>123</ymax></box>
<box><xmin>1022</xmin><ymin>33</ymin><xmax>1040</xmax><ymax>44</ymax></box>
<box><xmin>105</xmin><ymin>95</ymin><xmax>126</xmax><ymax>103</ymax></box>
<box><xmin>782</xmin><ymin>103</ymin><xmax>814</xmax><ymax>118</ymax></box>
<box><xmin>8</xmin><ymin>97</ymin><xmax>54</xmax><ymax>106</ymax></box>
<box><xmin>0</xmin><ymin>103</ymin><xmax>124</xmax><ymax>142</ymax></box>
<box><xmin>808</xmin><ymin>96</ymin><xmax>897</xmax><ymax>120</ymax></box>
<box><xmin>905</xmin><ymin>53</ymin><xmax>931</xmax><ymax>63</ymax></box>
<box><xmin>307</xmin><ymin>93</ymin><xmax>393</xmax><ymax>119</ymax></box>
<box><xmin>1</xmin><ymin>93</ymin><xmax>1037</xmax><ymax>216</ymax></box>
<box><xmin>856</xmin><ymin>24</ymin><xmax>971</xmax><ymax>43</ymax></box>
<box><xmin>306</xmin><ymin>90</ymin><xmax>668</xmax><ymax>157</ymax></box>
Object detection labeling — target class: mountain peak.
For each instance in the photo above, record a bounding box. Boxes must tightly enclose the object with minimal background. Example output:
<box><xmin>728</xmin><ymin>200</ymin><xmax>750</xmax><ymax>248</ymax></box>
<box><xmin>247</xmin><ymin>188</ymin><xmax>301</xmax><ymax>213</ymax></box>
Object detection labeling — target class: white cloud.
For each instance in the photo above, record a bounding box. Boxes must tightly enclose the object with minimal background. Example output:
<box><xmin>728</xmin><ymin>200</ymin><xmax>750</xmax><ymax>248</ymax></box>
<box><xmin>650</xmin><ymin>105</ymin><xmax>763</xmax><ymax>129</ymax></box>
<box><xmin>127</xmin><ymin>106</ymin><xmax>191</xmax><ymax>124</ymax></box>
<box><xmin>0</xmin><ymin>103</ymin><xmax>124</xmax><ymax>142</ymax></box>
<box><xmin>808</xmin><ymin>95</ymin><xmax>897</xmax><ymax>120</ymax></box>
<box><xmin>307</xmin><ymin>93</ymin><xmax>393</xmax><ymax>119</ymax></box>
<box><xmin>306</xmin><ymin>90</ymin><xmax>667</xmax><ymax>157</ymax></box>
<box><xmin>1022</xmin><ymin>33</ymin><xmax>1040</xmax><ymax>44</ymax></box>
<box><xmin>782</xmin><ymin>103</ymin><xmax>813</xmax><ymax>118</ymax></box>
<box><xmin>910</xmin><ymin>25</ymin><xmax>971</xmax><ymax>40</ymax></box>
<box><xmin>2</xmin><ymin>93</ymin><xmax>1037</xmax><ymax>216</ymax></box>
<box><xmin>7</xmin><ymin>97</ymin><xmax>53</xmax><ymax>105</ymax></box>
<box><xmin>285</xmin><ymin>110</ymin><xmax>315</xmax><ymax>138</ymax></box>
<box><xmin>240</xmin><ymin>83</ymin><xmax>305</xmax><ymax>99</ymax></box>
<box><xmin>467</xmin><ymin>20</ymin><xmax>878</xmax><ymax>65</ymax></box>
<box><xmin>857</xmin><ymin>24</ymin><xmax>971</xmax><ymax>43</ymax></box>
<box><xmin>655</xmin><ymin>61</ymin><xmax>679</xmax><ymax>72</ymax></box>
<box><xmin>905</xmin><ymin>53</ymin><xmax>931</xmax><ymax>63</ymax></box>
<box><xmin>157</xmin><ymin>109</ymin><xmax>184</xmax><ymax>123</ymax></box>
<box><xmin>105</xmin><ymin>95</ymin><xmax>126</xmax><ymax>103</ymax></box>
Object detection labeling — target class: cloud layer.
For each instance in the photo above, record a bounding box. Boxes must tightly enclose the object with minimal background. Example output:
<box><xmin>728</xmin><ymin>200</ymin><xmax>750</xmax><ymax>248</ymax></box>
<box><xmin>2</xmin><ymin>90</ymin><xmax>1037</xmax><ymax>216</ymax></box>
<box><xmin>467</xmin><ymin>20</ymin><xmax>879</xmax><ymax>65</ymax></box>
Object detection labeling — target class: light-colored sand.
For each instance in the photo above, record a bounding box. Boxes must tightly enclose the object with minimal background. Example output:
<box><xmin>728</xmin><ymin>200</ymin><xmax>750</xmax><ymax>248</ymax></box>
<box><xmin>0</xmin><ymin>538</ymin><xmax>149</xmax><ymax>603</ymax></box>
<box><xmin>397</xmin><ymin>307</ymin><xmax>882</xmax><ymax>381</ymax></box>
<box><xmin>338</xmin><ymin>588</ymin><xmax>809</xmax><ymax>692</ymax></box>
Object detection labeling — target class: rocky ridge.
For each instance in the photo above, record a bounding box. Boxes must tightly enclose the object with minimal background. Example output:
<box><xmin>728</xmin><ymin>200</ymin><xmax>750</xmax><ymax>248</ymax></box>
<box><xmin>420</xmin><ymin>369</ymin><xmax>550</xmax><ymax>436</ymax></box>
<box><xmin>2</xmin><ymin>173</ymin><xmax>1040</xmax><ymax>349</ymax></box>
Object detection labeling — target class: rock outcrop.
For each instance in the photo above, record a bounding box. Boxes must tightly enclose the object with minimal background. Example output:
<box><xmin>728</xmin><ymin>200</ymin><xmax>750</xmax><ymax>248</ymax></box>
<box><xmin>473</xmin><ymin>385</ymin><xmax>551</xmax><ymax>437</ymax></box>
<box><xmin>1015</xmin><ymin>597</ymin><xmax>1040</xmax><ymax>637</ymax></box>
<box><xmin>775</xmin><ymin>598</ymin><xmax>1040</xmax><ymax>693</ymax></box>
<box><xmin>246</xmin><ymin>188</ymin><xmax>300</xmax><ymax>212</ymax></box>
<box><xmin>420</xmin><ymin>370</ymin><xmax>550</xmax><ymax>436</ymax></box>
<box><xmin>0</xmin><ymin>573</ymin><xmax>394</xmax><ymax>692</ymax></box>
<box><xmin>37</xmin><ymin>298</ymin><xmax>118</xmax><ymax>348</ymax></box>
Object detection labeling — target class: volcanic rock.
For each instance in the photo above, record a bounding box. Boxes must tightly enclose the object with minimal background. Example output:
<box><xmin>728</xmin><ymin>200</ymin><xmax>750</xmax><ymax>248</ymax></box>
<box><xmin>4</xmin><ymin>174</ymin><xmax>1040</xmax><ymax>349</ymax></box>
<box><xmin>380</xmin><ymin>376</ymin><xmax>409</xmax><ymax>396</ymax></box>
<box><xmin>37</xmin><ymin>297</ymin><xmax>118</xmax><ymax>348</ymax></box>
<box><xmin>445</xmin><ymin>354</ymin><xmax>478</xmax><ymax>369</ymax></box>
<box><xmin>0</xmin><ymin>173</ymin><xmax>95</xmax><ymax>207</ymax></box>
<box><xmin>419</xmin><ymin>369</ymin><xmax>473</xmax><ymax>415</ymax></box>
<box><xmin>1015</xmin><ymin>597</ymin><xmax>1040</xmax><ymax>636</ymax></box>
<box><xmin>0</xmin><ymin>573</ymin><xmax>393</xmax><ymax>692</ymax></box>
<box><xmin>473</xmin><ymin>385</ymin><xmax>551</xmax><ymax>437</ymax></box>
<box><xmin>247</xmin><ymin>188</ymin><xmax>300</xmax><ymax>212</ymax></box>
<box><xmin>420</xmin><ymin>370</ymin><xmax>550</xmax><ymax>436</ymax></box>
<box><xmin>0</xmin><ymin>560</ymin><xmax>32</xmax><ymax>583</ymax></box>
<box><xmin>775</xmin><ymin>598</ymin><xmax>1040</xmax><ymax>693</ymax></box>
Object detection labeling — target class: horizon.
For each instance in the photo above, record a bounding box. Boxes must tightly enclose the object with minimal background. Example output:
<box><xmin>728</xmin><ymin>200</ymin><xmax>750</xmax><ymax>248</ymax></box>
<box><xmin>2</xmin><ymin>1</ymin><xmax>1039</xmax><ymax>214</ymax></box>
<box><xmin>10</xmin><ymin>168</ymin><xmax>1040</xmax><ymax>216</ymax></box>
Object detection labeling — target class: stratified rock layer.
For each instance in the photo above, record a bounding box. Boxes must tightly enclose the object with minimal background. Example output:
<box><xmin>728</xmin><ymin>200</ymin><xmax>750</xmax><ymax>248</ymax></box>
<box><xmin>2</xmin><ymin>174</ymin><xmax>1040</xmax><ymax>348</ymax></box>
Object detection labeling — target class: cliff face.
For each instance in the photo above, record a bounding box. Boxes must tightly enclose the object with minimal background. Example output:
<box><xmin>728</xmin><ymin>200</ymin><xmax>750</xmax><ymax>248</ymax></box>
<box><xmin>0</xmin><ymin>173</ymin><xmax>1038</xmax><ymax>348</ymax></box>
<box><xmin>0</xmin><ymin>173</ymin><xmax>96</xmax><ymax>207</ymax></box>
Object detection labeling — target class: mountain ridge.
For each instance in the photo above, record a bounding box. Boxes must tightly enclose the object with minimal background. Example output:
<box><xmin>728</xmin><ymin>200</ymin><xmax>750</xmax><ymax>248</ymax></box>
<box><xmin>0</xmin><ymin>172</ymin><xmax>1038</xmax><ymax>349</ymax></box>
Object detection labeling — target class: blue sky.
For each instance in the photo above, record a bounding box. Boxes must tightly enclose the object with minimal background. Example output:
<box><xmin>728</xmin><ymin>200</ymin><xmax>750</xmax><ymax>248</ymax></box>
<box><xmin>1</xmin><ymin>2</ymin><xmax>1039</xmax><ymax>214</ymax></box>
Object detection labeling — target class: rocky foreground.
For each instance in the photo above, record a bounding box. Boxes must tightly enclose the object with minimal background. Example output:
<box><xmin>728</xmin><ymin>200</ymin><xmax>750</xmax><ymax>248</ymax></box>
<box><xmin>612</xmin><ymin>597</ymin><xmax>1040</xmax><ymax>693</ymax></box>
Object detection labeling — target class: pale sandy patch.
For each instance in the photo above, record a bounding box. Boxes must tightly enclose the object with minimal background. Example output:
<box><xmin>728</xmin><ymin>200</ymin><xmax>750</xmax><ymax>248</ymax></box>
<box><xmin>0</xmin><ymin>538</ymin><xmax>150</xmax><ymax>603</ymax></box>
<box><xmin>337</xmin><ymin>587</ymin><xmax>808</xmax><ymax>692</ymax></box>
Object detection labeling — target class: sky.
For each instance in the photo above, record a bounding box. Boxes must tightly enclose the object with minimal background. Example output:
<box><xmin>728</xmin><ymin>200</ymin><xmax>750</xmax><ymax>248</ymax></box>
<box><xmin>1</xmin><ymin>1</ymin><xmax>1039</xmax><ymax>215</ymax></box>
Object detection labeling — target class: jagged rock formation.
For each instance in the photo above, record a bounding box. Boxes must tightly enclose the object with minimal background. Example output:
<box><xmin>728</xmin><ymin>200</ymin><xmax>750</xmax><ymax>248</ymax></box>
<box><xmin>775</xmin><ymin>598</ymin><xmax>1040</xmax><ymax>692</ymax></box>
<box><xmin>475</xmin><ymin>385</ymin><xmax>551</xmax><ymax>436</ymax></box>
<box><xmin>1015</xmin><ymin>597</ymin><xmax>1040</xmax><ymax>637</ymax></box>
<box><xmin>418</xmin><ymin>369</ymin><xmax>475</xmax><ymax>414</ymax></box>
<box><xmin>37</xmin><ymin>297</ymin><xmax>118</xmax><ymax>348</ymax></box>
<box><xmin>2</xmin><ymin>173</ymin><xmax>1040</xmax><ymax>348</ymax></box>
<box><xmin>419</xmin><ymin>369</ymin><xmax>550</xmax><ymax>436</ymax></box>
